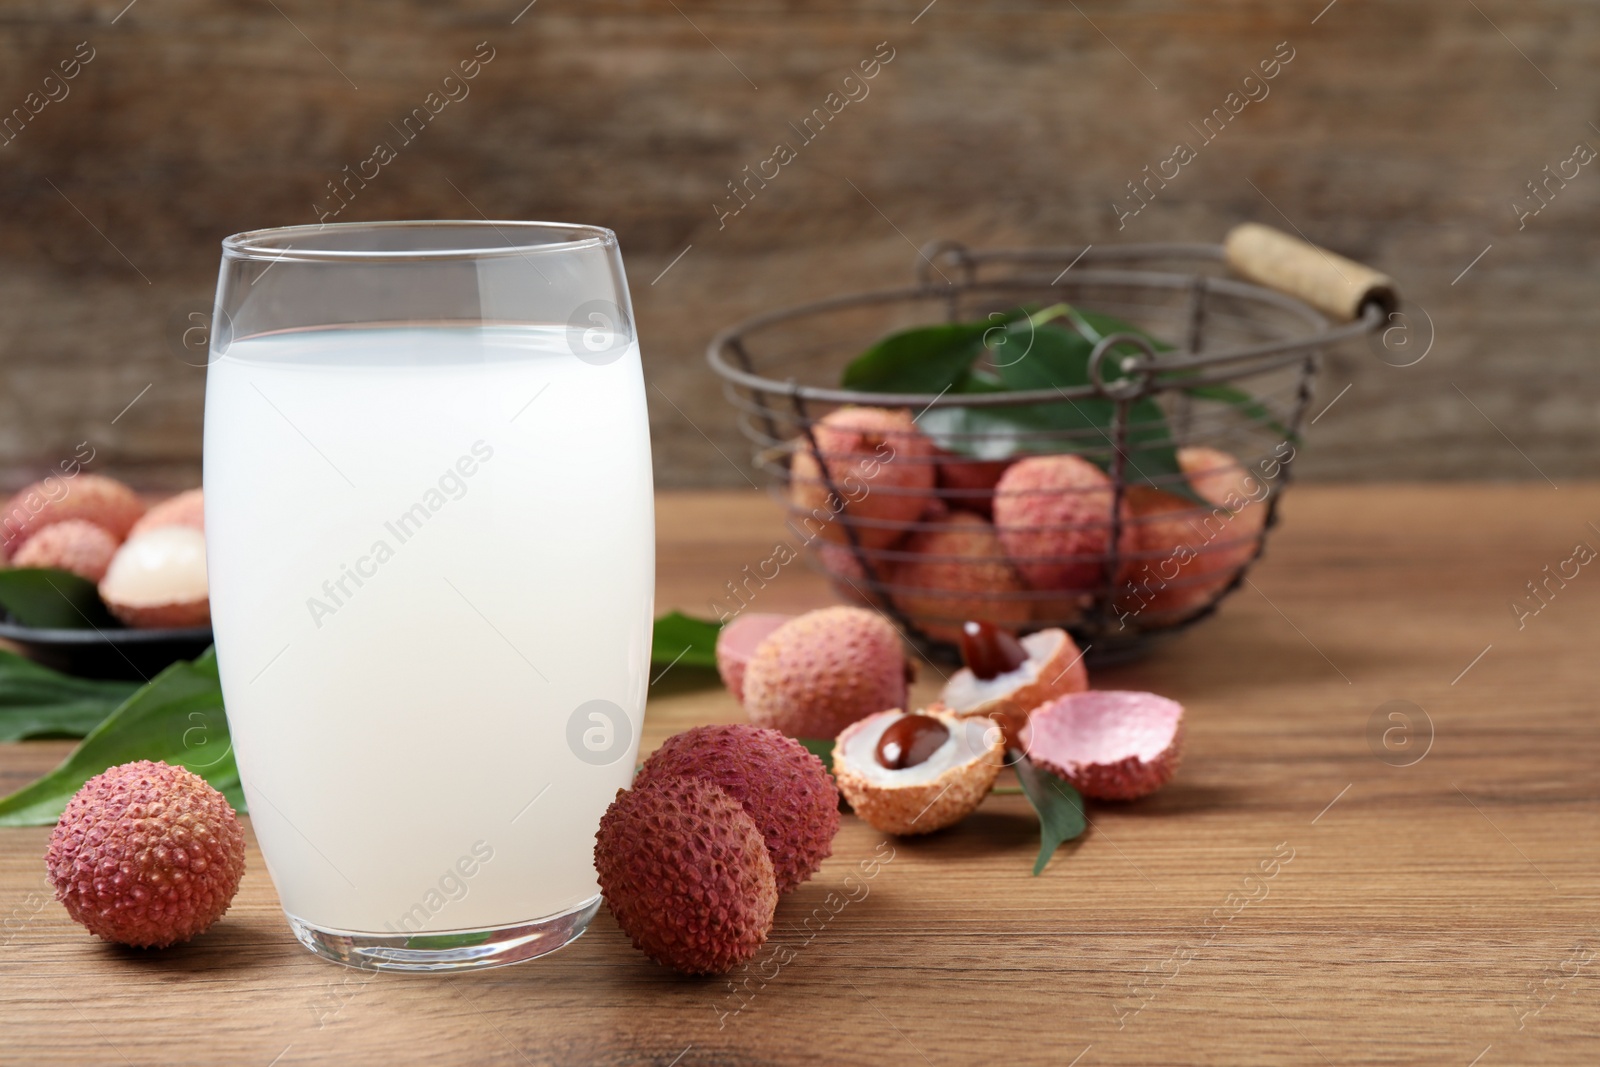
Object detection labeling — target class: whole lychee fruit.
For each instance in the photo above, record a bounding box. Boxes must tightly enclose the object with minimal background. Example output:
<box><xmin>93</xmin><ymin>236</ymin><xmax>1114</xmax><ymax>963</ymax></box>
<box><xmin>934</xmin><ymin>451</ymin><xmax>1010</xmax><ymax>516</ymax></box>
<box><xmin>595</xmin><ymin>777</ymin><xmax>777</xmax><ymax>975</ymax></box>
<box><xmin>46</xmin><ymin>760</ymin><xmax>245</xmax><ymax>948</ymax></box>
<box><xmin>99</xmin><ymin>526</ymin><xmax>210</xmax><ymax>629</ymax></box>
<box><xmin>993</xmin><ymin>455</ymin><xmax>1133</xmax><ymax>591</ymax></box>
<box><xmin>2</xmin><ymin>474</ymin><xmax>146</xmax><ymax>558</ymax></box>
<box><xmin>1180</xmin><ymin>446</ymin><xmax>1269</xmax><ymax>539</ymax></box>
<box><xmin>885</xmin><ymin>511</ymin><xmax>1029</xmax><ymax>644</ymax></box>
<box><xmin>129</xmin><ymin>488</ymin><xmax>204</xmax><ymax>538</ymax></box>
<box><xmin>11</xmin><ymin>520</ymin><xmax>119</xmax><ymax>583</ymax></box>
<box><xmin>742</xmin><ymin>606</ymin><xmax>911</xmax><ymax>739</ymax></box>
<box><xmin>815</xmin><ymin>542</ymin><xmax>886</xmax><ymax>608</ymax></box>
<box><xmin>1116</xmin><ymin>486</ymin><xmax>1255</xmax><ymax>622</ymax></box>
<box><xmin>635</xmin><ymin>724</ymin><xmax>839</xmax><ymax>893</ymax></box>
<box><xmin>788</xmin><ymin>406</ymin><xmax>936</xmax><ymax>550</ymax></box>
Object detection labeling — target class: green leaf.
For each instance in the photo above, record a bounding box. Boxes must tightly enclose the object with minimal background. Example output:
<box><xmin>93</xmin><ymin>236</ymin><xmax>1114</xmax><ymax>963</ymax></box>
<box><xmin>1013</xmin><ymin>754</ymin><xmax>1087</xmax><ymax>875</ymax></box>
<box><xmin>0</xmin><ymin>649</ymin><xmax>138</xmax><ymax>740</ymax></box>
<box><xmin>796</xmin><ymin>737</ymin><xmax>834</xmax><ymax>767</ymax></box>
<box><xmin>0</xmin><ymin>568</ymin><xmax>118</xmax><ymax>629</ymax></box>
<box><xmin>840</xmin><ymin>309</ymin><xmax>1029</xmax><ymax>394</ymax></box>
<box><xmin>651</xmin><ymin>611</ymin><xmax>722</xmax><ymax>671</ymax></box>
<box><xmin>0</xmin><ymin>648</ymin><xmax>241</xmax><ymax>827</ymax></box>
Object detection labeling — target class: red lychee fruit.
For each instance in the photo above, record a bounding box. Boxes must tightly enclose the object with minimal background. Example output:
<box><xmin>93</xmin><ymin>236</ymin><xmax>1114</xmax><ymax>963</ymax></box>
<box><xmin>2</xmin><ymin>474</ymin><xmax>146</xmax><ymax>559</ymax></box>
<box><xmin>934</xmin><ymin>451</ymin><xmax>1010</xmax><ymax>516</ymax></box>
<box><xmin>1180</xmin><ymin>446</ymin><xmax>1269</xmax><ymax>540</ymax></box>
<box><xmin>634</xmin><ymin>724</ymin><xmax>839</xmax><ymax>893</ymax></box>
<box><xmin>992</xmin><ymin>455</ymin><xmax>1133</xmax><ymax>592</ymax></box>
<box><xmin>1115</xmin><ymin>486</ymin><xmax>1256</xmax><ymax>622</ymax></box>
<box><xmin>129</xmin><ymin>488</ymin><xmax>204</xmax><ymax>538</ymax></box>
<box><xmin>715</xmin><ymin>613</ymin><xmax>792</xmax><ymax>703</ymax></box>
<box><xmin>11</xmin><ymin>520</ymin><xmax>119</xmax><ymax>583</ymax></box>
<box><xmin>1023</xmin><ymin>690</ymin><xmax>1185</xmax><ymax>800</ymax></box>
<box><xmin>741</xmin><ymin>606</ymin><xmax>911</xmax><ymax>739</ymax></box>
<box><xmin>815</xmin><ymin>543</ymin><xmax>887</xmax><ymax>608</ymax></box>
<box><xmin>885</xmin><ymin>512</ymin><xmax>1029</xmax><ymax>644</ymax></box>
<box><xmin>788</xmin><ymin>406</ymin><xmax>936</xmax><ymax>550</ymax></box>
<box><xmin>46</xmin><ymin>760</ymin><xmax>245</xmax><ymax>948</ymax></box>
<box><xmin>594</xmin><ymin>777</ymin><xmax>777</xmax><ymax>975</ymax></box>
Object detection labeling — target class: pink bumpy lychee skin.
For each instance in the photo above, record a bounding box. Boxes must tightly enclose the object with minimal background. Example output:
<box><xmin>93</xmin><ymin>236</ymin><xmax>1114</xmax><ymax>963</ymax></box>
<box><xmin>715</xmin><ymin>613</ymin><xmax>793</xmax><ymax>704</ymax></box>
<box><xmin>595</xmin><ymin>777</ymin><xmax>777</xmax><ymax>975</ymax></box>
<box><xmin>11</xmin><ymin>520</ymin><xmax>120</xmax><ymax>583</ymax></box>
<box><xmin>2</xmin><ymin>474</ymin><xmax>146</xmax><ymax>559</ymax></box>
<box><xmin>789</xmin><ymin>406</ymin><xmax>937</xmax><ymax>550</ymax></box>
<box><xmin>993</xmin><ymin>455</ymin><xmax>1132</xmax><ymax>591</ymax></box>
<box><xmin>634</xmin><ymin>724</ymin><xmax>839</xmax><ymax>893</ymax></box>
<box><xmin>1023</xmin><ymin>690</ymin><xmax>1185</xmax><ymax>801</ymax></box>
<box><xmin>129</xmin><ymin>488</ymin><xmax>205</xmax><ymax>537</ymax></box>
<box><xmin>46</xmin><ymin>760</ymin><xmax>245</xmax><ymax>948</ymax></box>
<box><xmin>741</xmin><ymin>606</ymin><xmax>910</xmax><ymax>739</ymax></box>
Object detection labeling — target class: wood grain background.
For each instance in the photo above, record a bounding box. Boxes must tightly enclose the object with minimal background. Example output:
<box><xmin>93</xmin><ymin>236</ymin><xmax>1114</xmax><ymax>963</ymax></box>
<box><xmin>0</xmin><ymin>1</ymin><xmax>1594</xmax><ymax>490</ymax></box>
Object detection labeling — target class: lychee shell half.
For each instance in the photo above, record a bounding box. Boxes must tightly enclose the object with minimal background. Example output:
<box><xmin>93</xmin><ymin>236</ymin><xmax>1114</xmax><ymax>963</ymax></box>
<box><xmin>940</xmin><ymin>627</ymin><xmax>1089</xmax><ymax>745</ymax></box>
<box><xmin>634</xmin><ymin>724</ymin><xmax>839</xmax><ymax>893</ymax></box>
<box><xmin>594</xmin><ymin>777</ymin><xmax>777</xmax><ymax>975</ymax></box>
<box><xmin>715</xmin><ymin>613</ymin><xmax>792</xmax><ymax>704</ymax></box>
<box><xmin>834</xmin><ymin>708</ymin><xmax>1005</xmax><ymax>835</ymax></box>
<box><xmin>884</xmin><ymin>511</ymin><xmax>1029</xmax><ymax>644</ymax></box>
<box><xmin>2</xmin><ymin>474</ymin><xmax>146</xmax><ymax>558</ymax></box>
<box><xmin>788</xmin><ymin>406</ymin><xmax>936</xmax><ymax>550</ymax></box>
<box><xmin>741</xmin><ymin>606</ymin><xmax>909</xmax><ymax>739</ymax></box>
<box><xmin>46</xmin><ymin>760</ymin><xmax>245</xmax><ymax>948</ymax></box>
<box><xmin>1023</xmin><ymin>690</ymin><xmax>1184</xmax><ymax>800</ymax></box>
<box><xmin>11</xmin><ymin>520</ymin><xmax>120</xmax><ymax>583</ymax></box>
<box><xmin>129</xmin><ymin>488</ymin><xmax>205</xmax><ymax>537</ymax></box>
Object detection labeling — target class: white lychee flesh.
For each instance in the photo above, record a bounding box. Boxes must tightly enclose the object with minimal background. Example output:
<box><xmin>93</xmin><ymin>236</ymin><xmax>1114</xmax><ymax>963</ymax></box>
<box><xmin>940</xmin><ymin>628</ymin><xmax>1082</xmax><ymax>713</ymax></box>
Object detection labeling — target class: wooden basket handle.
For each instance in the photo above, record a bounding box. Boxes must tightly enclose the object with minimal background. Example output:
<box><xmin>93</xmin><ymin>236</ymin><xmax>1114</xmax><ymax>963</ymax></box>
<box><xmin>1223</xmin><ymin>222</ymin><xmax>1397</xmax><ymax>322</ymax></box>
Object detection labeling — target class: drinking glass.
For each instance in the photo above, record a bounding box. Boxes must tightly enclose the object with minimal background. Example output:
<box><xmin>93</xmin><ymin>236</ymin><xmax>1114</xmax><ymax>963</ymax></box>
<box><xmin>203</xmin><ymin>221</ymin><xmax>654</xmax><ymax>971</ymax></box>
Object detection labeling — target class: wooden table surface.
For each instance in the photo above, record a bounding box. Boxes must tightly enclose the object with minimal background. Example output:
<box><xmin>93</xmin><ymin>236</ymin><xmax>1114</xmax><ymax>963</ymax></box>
<box><xmin>2</xmin><ymin>486</ymin><xmax>1597</xmax><ymax>1066</ymax></box>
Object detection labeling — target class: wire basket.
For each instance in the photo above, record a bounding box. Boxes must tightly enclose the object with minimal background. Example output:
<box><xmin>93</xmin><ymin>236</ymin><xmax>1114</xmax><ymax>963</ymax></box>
<box><xmin>707</xmin><ymin>228</ymin><xmax>1394</xmax><ymax>663</ymax></box>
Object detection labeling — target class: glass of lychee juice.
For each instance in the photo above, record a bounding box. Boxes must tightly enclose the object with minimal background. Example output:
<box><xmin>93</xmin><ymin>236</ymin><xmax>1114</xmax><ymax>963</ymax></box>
<box><xmin>203</xmin><ymin>222</ymin><xmax>654</xmax><ymax>971</ymax></box>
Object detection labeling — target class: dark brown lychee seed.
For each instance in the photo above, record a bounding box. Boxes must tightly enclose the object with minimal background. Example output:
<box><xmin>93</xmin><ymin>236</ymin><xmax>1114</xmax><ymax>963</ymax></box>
<box><xmin>959</xmin><ymin>620</ymin><xmax>1029</xmax><ymax>680</ymax></box>
<box><xmin>875</xmin><ymin>714</ymin><xmax>952</xmax><ymax>770</ymax></box>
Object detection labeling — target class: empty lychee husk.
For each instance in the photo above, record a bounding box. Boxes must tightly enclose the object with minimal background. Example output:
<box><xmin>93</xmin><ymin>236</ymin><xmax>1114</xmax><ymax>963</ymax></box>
<box><xmin>1022</xmin><ymin>690</ymin><xmax>1184</xmax><ymax>800</ymax></box>
<box><xmin>99</xmin><ymin>526</ymin><xmax>210</xmax><ymax>629</ymax></box>
<box><xmin>940</xmin><ymin>627</ymin><xmax>1089</xmax><ymax>746</ymax></box>
<box><xmin>833</xmin><ymin>707</ymin><xmax>1004</xmax><ymax>835</ymax></box>
<box><xmin>715</xmin><ymin>612</ymin><xmax>792</xmax><ymax>703</ymax></box>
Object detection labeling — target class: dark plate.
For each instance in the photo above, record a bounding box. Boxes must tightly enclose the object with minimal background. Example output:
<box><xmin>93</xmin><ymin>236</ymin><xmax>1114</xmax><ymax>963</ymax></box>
<box><xmin>0</xmin><ymin>615</ymin><xmax>212</xmax><ymax>681</ymax></box>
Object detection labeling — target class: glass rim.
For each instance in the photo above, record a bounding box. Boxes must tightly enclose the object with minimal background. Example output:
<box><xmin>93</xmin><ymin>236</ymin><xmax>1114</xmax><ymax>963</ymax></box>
<box><xmin>221</xmin><ymin>220</ymin><xmax>618</xmax><ymax>264</ymax></box>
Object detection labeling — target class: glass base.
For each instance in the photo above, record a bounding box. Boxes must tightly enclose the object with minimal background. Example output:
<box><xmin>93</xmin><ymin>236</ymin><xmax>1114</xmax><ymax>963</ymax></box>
<box><xmin>286</xmin><ymin>895</ymin><xmax>601</xmax><ymax>973</ymax></box>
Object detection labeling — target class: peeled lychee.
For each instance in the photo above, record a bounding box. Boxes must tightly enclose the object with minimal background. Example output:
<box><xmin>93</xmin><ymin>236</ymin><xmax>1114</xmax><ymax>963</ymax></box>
<box><xmin>46</xmin><ymin>760</ymin><xmax>245</xmax><ymax>948</ymax></box>
<box><xmin>99</xmin><ymin>526</ymin><xmax>210</xmax><ymax>629</ymax></box>
<box><xmin>833</xmin><ymin>707</ymin><xmax>1005</xmax><ymax>835</ymax></box>
<box><xmin>1</xmin><ymin>474</ymin><xmax>146</xmax><ymax>559</ymax></box>
<box><xmin>594</xmin><ymin>776</ymin><xmax>777</xmax><ymax>975</ymax></box>
<box><xmin>1023</xmin><ymin>690</ymin><xmax>1184</xmax><ymax>800</ymax></box>
<box><xmin>993</xmin><ymin>455</ymin><xmax>1133</xmax><ymax>591</ymax></box>
<box><xmin>129</xmin><ymin>488</ymin><xmax>204</xmax><ymax>538</ymax></box>
<box><xmin>11</xmin><ymin>520</ymin><xmax>120</xmax><ymax>583</ymax></box>
<box><xmin>741</xmin><ymin>606</ymin><xmax>911</xmax><ymax>739</ymax></box>
<box><xmin>715</xmin><ymin>613</ymin><xmax>792</xmax><ymax>704</ymax></box>
<box><xmin>634</xmin><ymin>724</ymin><xmax>839</xmax><ymax>893</ymax></box>
<box><xmin>789</xmin><ymin>406</ymin><xmax>936</xmax><ymax>550</ymax></box>
<box><xmin>885</xmin><ymin>512</ymin><xmax>1029</xmax><ymax>644</ymax></box>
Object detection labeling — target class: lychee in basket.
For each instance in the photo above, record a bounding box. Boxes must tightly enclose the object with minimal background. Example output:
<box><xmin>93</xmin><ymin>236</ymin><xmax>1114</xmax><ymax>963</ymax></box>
<box><xmin>707</xmin><ymin>225</ymin><xmax>1396</xmax><ymax>662</ymax></box>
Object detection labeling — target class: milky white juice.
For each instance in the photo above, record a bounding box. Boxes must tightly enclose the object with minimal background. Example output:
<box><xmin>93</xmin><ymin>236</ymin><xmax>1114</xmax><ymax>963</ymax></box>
<box><xmin>204</xmin><ymin>325</ymin><xmax>653</xmax><ymax>934</ymax></box>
